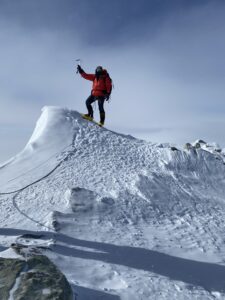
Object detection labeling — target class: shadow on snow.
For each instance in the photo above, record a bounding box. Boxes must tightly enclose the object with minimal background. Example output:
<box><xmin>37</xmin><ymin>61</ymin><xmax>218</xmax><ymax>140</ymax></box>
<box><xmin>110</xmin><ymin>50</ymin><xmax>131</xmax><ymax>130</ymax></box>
<box><xmin>0</xmin><ymin>228</ymin><xmax>225</xmax><ymax>293</ymax></box>
<box><xmin>72</xmin><ymin>284</ymin><xmax>120</xmax><ymax>300</ymax></box>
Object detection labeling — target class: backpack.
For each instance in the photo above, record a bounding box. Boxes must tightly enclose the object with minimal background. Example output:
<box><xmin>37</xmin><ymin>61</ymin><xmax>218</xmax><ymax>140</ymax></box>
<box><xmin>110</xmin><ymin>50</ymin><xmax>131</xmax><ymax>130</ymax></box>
<box><xmin>105</xmin><ymin>71</ymin><xmax>113</xmax><ymax>95</ymax></box>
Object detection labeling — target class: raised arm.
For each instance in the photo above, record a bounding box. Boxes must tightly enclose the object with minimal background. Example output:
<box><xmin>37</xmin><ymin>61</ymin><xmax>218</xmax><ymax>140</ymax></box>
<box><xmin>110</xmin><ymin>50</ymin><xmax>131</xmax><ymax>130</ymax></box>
<box><xmin>77</xmin><ymin>65</ymin><xmax>95</xmax><ymax>81</ymax></box>
<box><xmin>81</xmin><ymin>72</ymin><xmax>95</xmax><ymax>81</ymax></box>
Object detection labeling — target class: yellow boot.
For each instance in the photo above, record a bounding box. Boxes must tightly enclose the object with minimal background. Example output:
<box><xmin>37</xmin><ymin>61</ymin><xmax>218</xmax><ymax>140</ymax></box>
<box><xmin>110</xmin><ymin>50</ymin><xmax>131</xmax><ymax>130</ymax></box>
<box><xmin>82</xmin><ymin>114</ymin><xmax>93</xmax><ymax>121</ymax></box>
<box><xmin>98</xmin><ymin>122</ymin><xmax>104</xmax><ymax>127</ymax></box>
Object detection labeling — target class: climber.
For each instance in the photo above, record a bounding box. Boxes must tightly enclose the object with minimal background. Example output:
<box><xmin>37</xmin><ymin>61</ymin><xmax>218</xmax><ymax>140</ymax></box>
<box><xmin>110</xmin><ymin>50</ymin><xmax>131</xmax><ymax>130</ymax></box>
<box><xmin>77</xmin><ymin>65</ymin><xmax>112</xmax><ymax>126</ymax></box>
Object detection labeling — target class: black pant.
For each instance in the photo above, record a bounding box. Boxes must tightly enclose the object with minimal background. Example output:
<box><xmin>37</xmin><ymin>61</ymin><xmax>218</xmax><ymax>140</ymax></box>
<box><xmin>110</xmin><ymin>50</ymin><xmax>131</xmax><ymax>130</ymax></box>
<box><xmin>86</xmin><ymin>95</ymin><xmax>105</xmax><ymax>123</ymax></box>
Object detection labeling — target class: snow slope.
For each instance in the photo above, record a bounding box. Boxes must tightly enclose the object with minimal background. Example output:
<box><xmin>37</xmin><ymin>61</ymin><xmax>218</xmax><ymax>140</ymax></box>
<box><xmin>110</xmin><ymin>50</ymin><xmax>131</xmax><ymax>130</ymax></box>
<box><xmin>1</xmin><ymin>106</ymin><xmax>225</xmax><ymax>299</ymax></box>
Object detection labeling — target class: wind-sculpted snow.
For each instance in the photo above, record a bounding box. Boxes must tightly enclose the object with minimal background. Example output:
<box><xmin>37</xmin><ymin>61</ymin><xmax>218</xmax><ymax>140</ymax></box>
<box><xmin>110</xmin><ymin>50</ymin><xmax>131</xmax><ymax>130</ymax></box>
<box><xmin>0</xmin><ymin>107</ymin><xmax>79</xmax><ymax>192</ymax></box>
<box><xmin>1</xmin><ymin>106</ymin><xmax>225</xmax><ymax>299</ymax></box>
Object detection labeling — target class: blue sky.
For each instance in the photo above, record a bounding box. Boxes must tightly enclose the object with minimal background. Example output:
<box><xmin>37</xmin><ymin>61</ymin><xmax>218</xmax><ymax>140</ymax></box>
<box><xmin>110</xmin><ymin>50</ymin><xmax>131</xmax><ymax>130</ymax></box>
<box><xmin>0</xmin><ymin>0</ymin><xmax>225</xmax><ymax>162</ymax></box>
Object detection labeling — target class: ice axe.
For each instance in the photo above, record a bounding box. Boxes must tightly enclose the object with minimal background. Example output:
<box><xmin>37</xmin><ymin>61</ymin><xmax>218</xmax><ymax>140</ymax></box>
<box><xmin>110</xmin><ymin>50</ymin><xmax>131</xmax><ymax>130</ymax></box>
<box><xmin>76</xmin><ymin>59</ymin><xmax>82</xmax><ymax>73</ymax></box>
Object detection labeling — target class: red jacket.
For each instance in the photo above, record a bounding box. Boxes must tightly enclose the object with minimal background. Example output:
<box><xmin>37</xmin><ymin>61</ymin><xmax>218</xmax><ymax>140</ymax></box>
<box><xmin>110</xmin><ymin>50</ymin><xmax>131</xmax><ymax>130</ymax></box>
<box><xmin>81</xmin><ymin>70</ymin><xmax>112</xmax><ymax>97</ymax></box>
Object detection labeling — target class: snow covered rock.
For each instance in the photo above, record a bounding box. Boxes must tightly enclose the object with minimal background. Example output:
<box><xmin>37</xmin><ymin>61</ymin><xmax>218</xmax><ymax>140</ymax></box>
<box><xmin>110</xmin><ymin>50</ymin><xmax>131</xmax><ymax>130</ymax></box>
<box><xmin>0</xmin><ymin>254</ymin><xmax>73</xmax><ymax>300</ymax></box>
<box><xmin>0</xmin><ymin>258</ymin><xmax>24</xmax><ymax>299</ymax></box>
<box><xmin>67</xmin><ymin>187</ymin><xmax>97</xmax><ymax>212</ymax></box>
<box><xmin>184</xmin><ymin>142</ymin><xmax>193</xmax><ymax>150</ymax></box>
<box><xmin>66</xmin><ymin>187</ymin><xmax>115</xmax><ymax>213</ymax></box>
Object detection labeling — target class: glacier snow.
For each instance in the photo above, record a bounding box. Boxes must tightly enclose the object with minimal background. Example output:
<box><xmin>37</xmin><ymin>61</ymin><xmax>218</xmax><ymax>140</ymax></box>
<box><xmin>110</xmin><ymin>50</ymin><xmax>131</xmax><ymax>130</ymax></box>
<box><xmin>1</xmin><ymin>106</ymin><xmax>225</xmax><ymax>299</ymax></box>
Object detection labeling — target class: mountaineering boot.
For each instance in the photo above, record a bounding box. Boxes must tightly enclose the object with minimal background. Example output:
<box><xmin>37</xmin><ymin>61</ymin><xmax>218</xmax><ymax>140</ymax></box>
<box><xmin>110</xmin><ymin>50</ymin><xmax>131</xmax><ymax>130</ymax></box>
<box><xmin>99</xmin><ymin>112</ymin><xmax>105</xmax><ymax>126</ymax></box>
<box><xmin>82</xmin><ymin>114</ymin><xmax>93</xmax><ymax>121</ymax></box>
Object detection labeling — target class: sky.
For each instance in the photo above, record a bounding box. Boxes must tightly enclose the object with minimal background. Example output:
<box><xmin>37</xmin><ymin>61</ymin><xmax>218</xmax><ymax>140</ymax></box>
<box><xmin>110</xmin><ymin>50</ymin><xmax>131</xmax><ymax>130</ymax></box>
<box><xmin>0</xmin><ymin>0</ymin><xmax>225</xmax><ymax>162</ymax></box>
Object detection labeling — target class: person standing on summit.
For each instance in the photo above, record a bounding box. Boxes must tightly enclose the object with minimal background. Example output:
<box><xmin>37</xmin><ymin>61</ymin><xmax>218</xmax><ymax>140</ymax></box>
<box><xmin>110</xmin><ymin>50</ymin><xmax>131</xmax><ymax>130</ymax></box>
<box><xmin>77</xmin><ymin>65</ymin><xmax>112</xmax><ymax>126</ymax></box>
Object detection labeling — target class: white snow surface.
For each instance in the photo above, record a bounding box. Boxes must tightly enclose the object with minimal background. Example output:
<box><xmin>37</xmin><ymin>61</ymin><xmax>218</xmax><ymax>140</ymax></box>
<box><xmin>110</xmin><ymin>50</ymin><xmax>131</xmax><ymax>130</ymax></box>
<box><xmin>1</xmin><ymin>106</ymin><xmax>225</xmax><ymax>299</ymax></box>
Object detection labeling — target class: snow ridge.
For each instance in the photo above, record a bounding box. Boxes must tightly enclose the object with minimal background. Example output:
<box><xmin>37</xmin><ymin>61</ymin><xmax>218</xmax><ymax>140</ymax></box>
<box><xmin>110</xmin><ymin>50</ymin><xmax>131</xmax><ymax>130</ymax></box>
<box><xmin>1</xmin><ymin>106</ymin><xmax>225</xmax><ymax>299</ymax></box>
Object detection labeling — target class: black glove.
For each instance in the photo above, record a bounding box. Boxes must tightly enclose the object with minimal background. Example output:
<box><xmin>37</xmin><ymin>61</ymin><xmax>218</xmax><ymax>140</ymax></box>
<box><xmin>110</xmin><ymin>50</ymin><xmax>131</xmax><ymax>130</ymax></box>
<box><xmin>105</xmin><ymin>94</ymin><xmax>110</xmax><ymax>101</ymax></box>
<box><xmin>102</xmin><ymin>90</ymin><xmax>110</xmax><ymax>100</ymax></box>
<box><xmin>77</xmin><ymin>65</ymin><xmax>84</xmax><ymax>74</ymax></box>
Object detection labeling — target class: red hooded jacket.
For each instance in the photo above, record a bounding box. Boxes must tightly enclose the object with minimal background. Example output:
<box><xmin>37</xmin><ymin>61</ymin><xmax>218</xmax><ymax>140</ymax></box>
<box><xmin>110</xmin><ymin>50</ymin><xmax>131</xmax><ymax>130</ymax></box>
<box><xmin>81</xmin><ymin>70</ymin><xmax>112</xmax><ymax>97</ymax></box>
